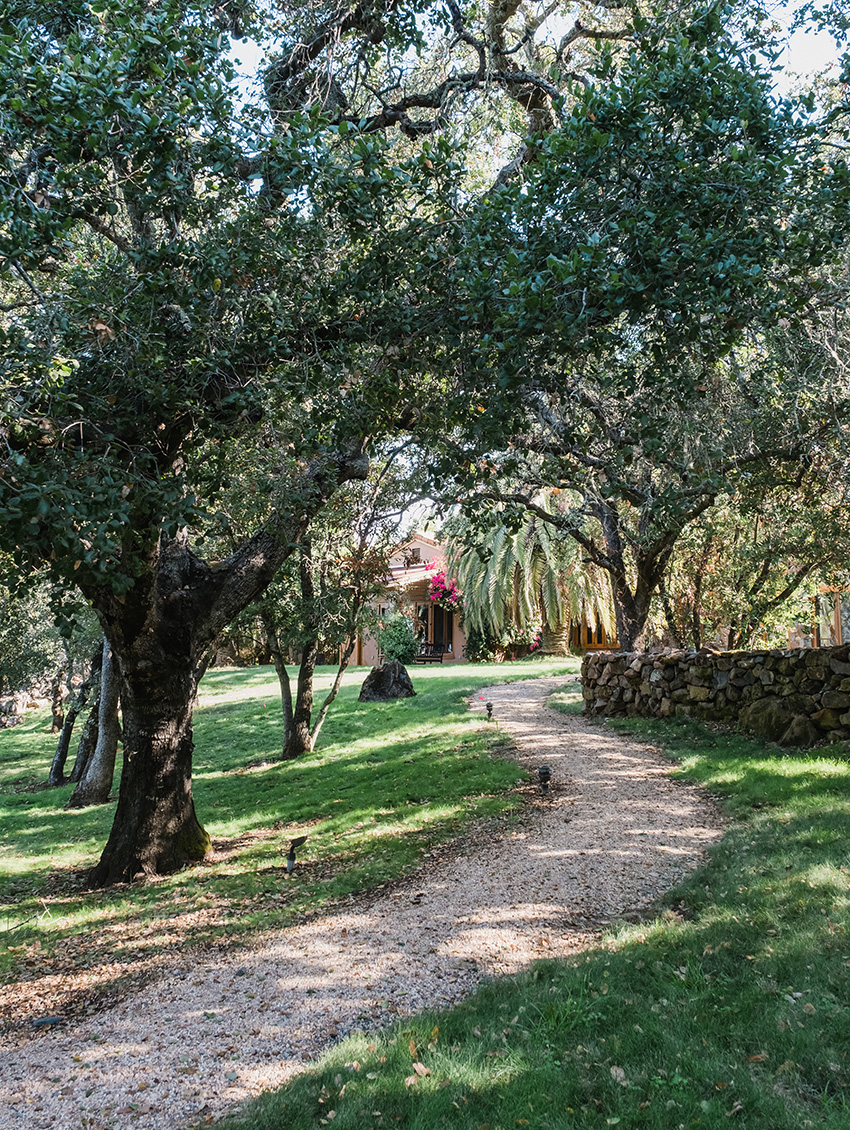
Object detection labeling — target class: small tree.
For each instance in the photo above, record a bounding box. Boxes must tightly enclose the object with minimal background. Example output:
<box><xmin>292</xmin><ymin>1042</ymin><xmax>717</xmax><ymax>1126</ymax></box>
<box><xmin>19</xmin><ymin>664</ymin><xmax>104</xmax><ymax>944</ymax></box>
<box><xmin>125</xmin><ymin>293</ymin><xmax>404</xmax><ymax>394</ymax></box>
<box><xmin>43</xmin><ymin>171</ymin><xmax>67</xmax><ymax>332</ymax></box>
<box><xmin>377</xmin><ymin>611</ymin><xmax>420</xmax><ymax>665</ymax></box>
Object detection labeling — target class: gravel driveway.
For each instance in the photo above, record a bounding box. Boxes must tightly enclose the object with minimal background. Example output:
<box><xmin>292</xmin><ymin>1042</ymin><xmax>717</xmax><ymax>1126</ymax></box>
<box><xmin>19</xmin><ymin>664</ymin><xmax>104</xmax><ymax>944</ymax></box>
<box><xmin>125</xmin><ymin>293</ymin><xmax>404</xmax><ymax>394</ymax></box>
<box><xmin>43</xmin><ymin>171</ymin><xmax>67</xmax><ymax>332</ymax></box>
<box><xmin>0</xmin><ymin>675</ymin><xmax>722</xmax><ymax>1129</ymax></box>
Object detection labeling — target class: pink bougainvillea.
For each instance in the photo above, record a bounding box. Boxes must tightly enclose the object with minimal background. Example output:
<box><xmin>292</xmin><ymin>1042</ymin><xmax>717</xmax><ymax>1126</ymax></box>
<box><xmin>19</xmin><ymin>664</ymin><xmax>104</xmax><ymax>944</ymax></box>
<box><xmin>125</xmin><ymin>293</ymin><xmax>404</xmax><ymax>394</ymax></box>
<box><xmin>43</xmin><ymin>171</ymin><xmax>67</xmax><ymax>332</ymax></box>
<box><xmin>427</xmin><ymin>569</ymin><xmax>463</xmax><ymax>612</ymax></box>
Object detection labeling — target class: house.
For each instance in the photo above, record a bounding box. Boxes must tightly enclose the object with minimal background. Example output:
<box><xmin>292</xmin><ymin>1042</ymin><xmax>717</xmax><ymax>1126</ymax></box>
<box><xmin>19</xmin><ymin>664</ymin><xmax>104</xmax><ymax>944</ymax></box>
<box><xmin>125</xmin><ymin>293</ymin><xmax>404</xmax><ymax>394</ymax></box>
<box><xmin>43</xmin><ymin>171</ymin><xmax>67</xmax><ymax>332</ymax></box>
<box><xmin>355</xmin><ymin>532</ymin><xmax>468</xmax><ymax>666</ymax></box>
<box><xmin>570</xmin><ymin>616</ymin><xmax>619</xmax><ymax>652</ymax></box>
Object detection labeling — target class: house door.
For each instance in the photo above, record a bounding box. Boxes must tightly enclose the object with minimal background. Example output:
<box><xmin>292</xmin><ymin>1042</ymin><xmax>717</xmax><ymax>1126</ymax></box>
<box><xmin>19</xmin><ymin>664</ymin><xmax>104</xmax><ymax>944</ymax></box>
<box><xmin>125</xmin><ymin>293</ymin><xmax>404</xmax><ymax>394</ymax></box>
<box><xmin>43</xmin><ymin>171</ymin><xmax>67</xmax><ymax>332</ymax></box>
<box><xmin>432</xmin><ymin>607</ymin><xmax>453</xmax><ymax>653</ymax></box>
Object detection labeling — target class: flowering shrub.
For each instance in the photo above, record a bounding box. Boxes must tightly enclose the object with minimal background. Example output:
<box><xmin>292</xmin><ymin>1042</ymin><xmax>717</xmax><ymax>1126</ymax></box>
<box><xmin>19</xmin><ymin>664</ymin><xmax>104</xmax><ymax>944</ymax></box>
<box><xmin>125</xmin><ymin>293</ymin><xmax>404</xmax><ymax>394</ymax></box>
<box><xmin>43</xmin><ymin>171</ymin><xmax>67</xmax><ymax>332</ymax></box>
<box><xmin>427</xmin><ymin>569</ymin><xmax>463</xmax><ymax>613</ymax></box>
<box><xmin>466</xmin><ymin>622</ymin><xmax>543</xmax><ymax>663</ymax></box>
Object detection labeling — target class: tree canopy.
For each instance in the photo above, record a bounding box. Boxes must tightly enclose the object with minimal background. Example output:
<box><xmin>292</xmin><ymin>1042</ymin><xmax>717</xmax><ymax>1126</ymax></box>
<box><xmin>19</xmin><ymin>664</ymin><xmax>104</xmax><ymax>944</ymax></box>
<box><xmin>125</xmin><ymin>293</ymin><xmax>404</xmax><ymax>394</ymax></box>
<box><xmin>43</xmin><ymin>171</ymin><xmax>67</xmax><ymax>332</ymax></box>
<box><xmin>3</xmin><ymin>0</ymin><xmax>849</xmax><ymax>880</ymax></box>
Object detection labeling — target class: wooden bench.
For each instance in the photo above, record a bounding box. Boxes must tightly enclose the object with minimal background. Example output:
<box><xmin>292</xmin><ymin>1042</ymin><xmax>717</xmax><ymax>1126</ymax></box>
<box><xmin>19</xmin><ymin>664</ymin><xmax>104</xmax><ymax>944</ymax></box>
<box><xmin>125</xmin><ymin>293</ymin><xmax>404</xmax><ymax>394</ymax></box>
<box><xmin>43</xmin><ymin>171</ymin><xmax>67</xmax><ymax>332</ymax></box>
<box><xmin>411</xmin><ymin>642</ymin><xmax>445</xmax><ymax>664</ymax></box>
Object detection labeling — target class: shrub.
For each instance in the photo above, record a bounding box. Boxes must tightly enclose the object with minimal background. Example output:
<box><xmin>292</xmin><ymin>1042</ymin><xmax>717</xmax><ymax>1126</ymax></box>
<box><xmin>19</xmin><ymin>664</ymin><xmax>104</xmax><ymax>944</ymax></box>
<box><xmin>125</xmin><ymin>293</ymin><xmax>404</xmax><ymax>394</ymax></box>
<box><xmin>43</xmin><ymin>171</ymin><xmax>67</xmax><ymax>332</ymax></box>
<box><xmin>378</xmin><ymin>612</ymin><xmax>420</xmax><ymax>664</ymax></box>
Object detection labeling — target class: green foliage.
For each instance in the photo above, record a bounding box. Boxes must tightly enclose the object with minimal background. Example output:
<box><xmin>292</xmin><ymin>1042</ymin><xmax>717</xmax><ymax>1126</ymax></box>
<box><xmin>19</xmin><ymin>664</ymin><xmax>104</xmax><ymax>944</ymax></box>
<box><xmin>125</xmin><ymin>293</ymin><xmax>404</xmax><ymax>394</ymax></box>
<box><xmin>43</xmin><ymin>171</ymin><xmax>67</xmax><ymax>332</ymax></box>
<box><xmin>656</xmin><ymin>483</ymin><xmax>850</xmax><ymax>649</ymax></box>
<box><xmin>214</xmin><ymin>712</ymin><xmax>850</xmax><ymax>1130</ymax></box>
<box><xmin>378</xmin><ymin>611</ymin><xmax>420</xmax><ymax>664</ymax></box>
<box><xmin>0</xmin><ymin>559</ymin><xmax>100</xmax><ymax>694</ymax></box>
<box><xmin>426</xmin><ymin>14</ymin><xmax>850</xmax><ymax>650</ymax></box>
<box><xmin>445</xmin><ymin>496</ymin><xmax>614</xmax><ymax>639</ymax></box>
<box><xmin>0</xmin><ymin>0</ymin><xmax>462</xmax><ymax>598</ymax></box>
<box><xmin>465</xmin><ymin>621</ymin><xmax>543</xmax><ymax>663</ymax></box>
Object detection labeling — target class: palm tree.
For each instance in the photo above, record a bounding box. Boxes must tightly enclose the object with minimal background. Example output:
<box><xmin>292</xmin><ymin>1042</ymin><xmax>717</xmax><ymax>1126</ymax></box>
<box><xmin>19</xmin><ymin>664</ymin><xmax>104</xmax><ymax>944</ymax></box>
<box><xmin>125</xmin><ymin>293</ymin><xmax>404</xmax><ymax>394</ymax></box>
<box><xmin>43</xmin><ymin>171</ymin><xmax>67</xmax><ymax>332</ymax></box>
<box><xmin>444</xmin><ymin>495</ymin><xmax>614</xmax><ymax>654</ymax></box>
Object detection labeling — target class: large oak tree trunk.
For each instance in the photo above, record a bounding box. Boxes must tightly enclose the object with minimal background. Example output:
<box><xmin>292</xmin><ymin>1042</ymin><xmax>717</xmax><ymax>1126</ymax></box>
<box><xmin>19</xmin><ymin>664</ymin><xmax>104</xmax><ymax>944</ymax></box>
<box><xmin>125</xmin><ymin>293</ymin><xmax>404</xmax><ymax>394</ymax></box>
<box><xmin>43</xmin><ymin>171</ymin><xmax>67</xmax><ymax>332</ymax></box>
<box><xmin>81</xmin><ymin>445</ymin><xmax>368</xmax><ymax>887</ymax></box>
<box><xmin>90</xmin><ymin>664</ymin><xmax>208</xmax><ymax>884</ymax></box>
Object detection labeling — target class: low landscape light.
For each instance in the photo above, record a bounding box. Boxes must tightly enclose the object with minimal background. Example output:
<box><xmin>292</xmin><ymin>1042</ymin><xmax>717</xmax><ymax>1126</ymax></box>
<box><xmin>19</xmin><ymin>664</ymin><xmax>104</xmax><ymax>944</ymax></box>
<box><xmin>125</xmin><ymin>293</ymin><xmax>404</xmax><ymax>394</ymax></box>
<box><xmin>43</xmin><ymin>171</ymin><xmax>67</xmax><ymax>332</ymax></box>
<box><xmin>285</xmin><ymin>834</ymin><xmax>308</xmax><ymax>874</ymax></box>
<box><xmin>486</xmin><ymin>701</ymin><xmax>494</xmax><ymax>721</ymax></box>
<box><xmin>538</xmin><ymin>765</ymin><xmax>552</xmax><ymax>793</ymax></box>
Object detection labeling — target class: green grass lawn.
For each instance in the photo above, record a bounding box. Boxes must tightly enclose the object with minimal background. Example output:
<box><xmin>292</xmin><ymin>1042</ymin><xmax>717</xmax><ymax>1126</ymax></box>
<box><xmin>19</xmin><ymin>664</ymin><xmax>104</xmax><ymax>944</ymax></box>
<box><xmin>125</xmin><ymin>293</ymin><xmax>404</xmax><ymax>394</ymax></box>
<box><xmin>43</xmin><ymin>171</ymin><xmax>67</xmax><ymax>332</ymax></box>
<box><xmin>211</xmin><ymin>705</ymin><xmax>850</xmax><ymax>1130</ymax></box>
<box><xmin>0</xmin><ymin>658</ymin><xmax>577</xmax><ymax>1022</ymax></box>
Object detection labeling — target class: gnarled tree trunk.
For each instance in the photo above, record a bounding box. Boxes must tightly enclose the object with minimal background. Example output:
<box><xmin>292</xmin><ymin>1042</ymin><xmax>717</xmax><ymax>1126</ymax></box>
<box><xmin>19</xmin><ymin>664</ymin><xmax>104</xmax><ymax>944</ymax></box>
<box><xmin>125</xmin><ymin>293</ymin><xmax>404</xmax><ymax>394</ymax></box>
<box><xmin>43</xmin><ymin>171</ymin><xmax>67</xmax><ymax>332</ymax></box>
<box><xmin>90</xmin><ymin>663</ymin><xmax>208</xmax><ymax>881</ymax></box>
<box><xmin>82</xmin><ymin>446</ymin><xmax>368</xmax><ymax>887</ymax></box>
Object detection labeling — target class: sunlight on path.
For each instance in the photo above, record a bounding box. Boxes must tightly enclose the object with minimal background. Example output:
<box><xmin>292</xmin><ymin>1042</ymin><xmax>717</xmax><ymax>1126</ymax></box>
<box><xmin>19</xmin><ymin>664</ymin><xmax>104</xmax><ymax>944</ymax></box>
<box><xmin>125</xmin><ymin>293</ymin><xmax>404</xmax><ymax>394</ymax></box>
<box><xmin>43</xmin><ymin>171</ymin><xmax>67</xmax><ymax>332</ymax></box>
<box><xmin>0</xmin><ymin>676</ymin><xmax>722</xmax><ymax>1130</ymax></box>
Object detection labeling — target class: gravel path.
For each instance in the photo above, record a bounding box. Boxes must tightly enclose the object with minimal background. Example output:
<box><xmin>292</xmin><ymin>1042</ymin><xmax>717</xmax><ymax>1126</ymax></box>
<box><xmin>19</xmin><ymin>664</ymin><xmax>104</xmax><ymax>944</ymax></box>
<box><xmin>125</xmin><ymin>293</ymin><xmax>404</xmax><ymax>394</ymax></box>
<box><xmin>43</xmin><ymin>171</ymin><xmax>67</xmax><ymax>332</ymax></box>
<box><xmin>0</xmin><ymin>675</ymin><xmax>722</xmax><ymax>1130</ymax></box>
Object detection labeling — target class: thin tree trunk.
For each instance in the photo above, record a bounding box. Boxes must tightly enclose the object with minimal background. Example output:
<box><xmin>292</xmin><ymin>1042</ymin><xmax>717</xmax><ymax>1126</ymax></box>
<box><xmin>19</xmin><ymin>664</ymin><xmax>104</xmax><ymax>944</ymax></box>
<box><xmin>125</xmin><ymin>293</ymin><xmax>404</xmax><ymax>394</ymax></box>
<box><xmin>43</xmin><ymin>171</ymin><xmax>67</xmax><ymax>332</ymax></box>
<box><xmin>69</xmin><ymin>642</ymin><xmax>105</xmax><ymax>783</ymax></box>
<box><xmin>657</xmin><ymin>577</ymin><xmax>683</xmax><ymax>648</ymax></box>
<box><xmin>48</xmin><ymin>643</ymin><xmax>102</xmax><ymax>786</ymax></box>
<box><xmin>281</xmin><ymin>540</ymin><xmax>319</xmax><ymax>758</ymax></box>
<box><xmin>283</xmin><ymin>639</ymin><xmax>318</xmax><ymax>757</ymax></box>
<box><xmin>260</xmin><ymin>603</ymin><xmax>296</xmax><ymax>754</ymax></box>
<box><xmin>67</xmin><ymin>643</ymin><xmax>121</xmax><ymax>808</ymax></box>
<box><xmin>310</xmin><ymin>635</ymin><xmax>357</xmax><ymax>748</ymax></box>
<box><xmin>49</xmin><ymin>667</ymin><xmax>67</xmax><ymax>734</ymax></box>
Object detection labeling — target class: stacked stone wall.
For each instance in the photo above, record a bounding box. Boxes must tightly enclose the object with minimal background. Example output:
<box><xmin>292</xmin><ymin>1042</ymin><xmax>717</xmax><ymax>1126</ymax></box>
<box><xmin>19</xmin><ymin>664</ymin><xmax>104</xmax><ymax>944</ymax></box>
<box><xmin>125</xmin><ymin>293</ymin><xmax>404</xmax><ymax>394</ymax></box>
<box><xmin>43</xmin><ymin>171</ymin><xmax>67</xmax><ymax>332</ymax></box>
<box><xmin>581</xmin><ymin>645</ymin><xmax>850</xmax><ymax>748</ymax></box>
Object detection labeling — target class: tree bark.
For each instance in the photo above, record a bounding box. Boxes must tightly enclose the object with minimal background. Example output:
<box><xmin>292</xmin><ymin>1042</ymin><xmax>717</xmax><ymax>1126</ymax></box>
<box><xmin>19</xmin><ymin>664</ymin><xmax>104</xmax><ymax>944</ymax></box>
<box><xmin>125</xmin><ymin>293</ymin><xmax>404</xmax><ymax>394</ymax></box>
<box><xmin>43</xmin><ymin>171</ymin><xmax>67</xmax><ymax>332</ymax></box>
<box><xmin>67</xmin><ymin>643</ymin><xmax>121</xmax><ymax>808</ymax></box>
<box><xmin>49</xmin><ymin>668</ymin><xmax>67</xmax><ymax>734</ymax></box>
<box><xmin>261</xmin><ymin>603</ymin><xmax>296</xmax><ymax>753</ymax></box>
<box><xmin>69</xmin><ymin>642</ymin><xmax>105</xmax><ymax>783</ymax></box>
<box><xmin>282</xmin><ymin>541</ymin><xmax>318</xmax><ymax>758</ymax></box>
<box><xmin>48</xmin><ymin>643</ymin><xmax>102</xmax><ymax>786</ymax></box>
<box><xmin>283</xmin><ymin>640</ymin><xmax>318</xmax><ymax>757</ymax></box>
<box><xmin>80</xmin><ymin>445</ymin><xmax>368</xmax><ymax>886</ymax></box>
<box><xmin>89</xmin><ymin>662</ymin><xmax>208</xmax><ymax>882</ymax></box>
<box><xmin>310</xmin><ymin>635</ymin><xmax>357</xmax><ymax>747</ymax></box>
<box><xmin>540</xmin><ymin>620</ymin><xmax>571</xmax><ymax>655</ymax></box>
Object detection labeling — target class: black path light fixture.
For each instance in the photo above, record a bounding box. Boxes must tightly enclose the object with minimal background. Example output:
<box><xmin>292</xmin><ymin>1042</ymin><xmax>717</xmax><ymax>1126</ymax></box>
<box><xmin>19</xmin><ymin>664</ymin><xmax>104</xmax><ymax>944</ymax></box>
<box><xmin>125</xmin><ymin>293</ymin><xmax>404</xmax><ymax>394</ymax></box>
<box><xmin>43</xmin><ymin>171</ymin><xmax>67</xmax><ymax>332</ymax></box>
<box><xmin>538</xmin><ymin>765</ymin><xmax>552</xmax><ymax>794</ymax></box>
<box><xmin>285</xmin><ymin>834</ymin><xmax>308</xmax><ymax>874</ymax></box>
<box><xmin>486</xmin><ymin>701</ymin><xmax>494</xmax><ymax>721</ymax></box>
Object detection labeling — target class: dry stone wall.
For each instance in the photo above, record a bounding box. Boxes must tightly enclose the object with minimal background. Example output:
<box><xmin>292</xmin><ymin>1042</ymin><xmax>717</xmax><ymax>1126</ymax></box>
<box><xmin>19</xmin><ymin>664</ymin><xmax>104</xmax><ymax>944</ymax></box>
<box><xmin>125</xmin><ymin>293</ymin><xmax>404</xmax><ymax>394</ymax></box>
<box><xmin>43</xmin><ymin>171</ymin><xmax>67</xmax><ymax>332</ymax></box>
<box><xmin>581</xmin><ymin>645</ymin><xmax>850</xmax><ymax>748</ymax></box>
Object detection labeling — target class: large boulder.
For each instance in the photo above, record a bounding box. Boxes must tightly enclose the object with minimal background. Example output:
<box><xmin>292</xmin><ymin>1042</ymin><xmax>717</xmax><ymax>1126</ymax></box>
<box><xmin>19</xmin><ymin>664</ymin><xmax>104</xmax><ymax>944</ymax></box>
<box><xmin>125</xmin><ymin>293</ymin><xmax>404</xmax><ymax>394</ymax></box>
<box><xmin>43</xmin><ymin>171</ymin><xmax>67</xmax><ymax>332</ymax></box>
<box><xmin>358</xmin><ymin>661</ymin><xmax>417</xmax><ymax>702</ymax></box>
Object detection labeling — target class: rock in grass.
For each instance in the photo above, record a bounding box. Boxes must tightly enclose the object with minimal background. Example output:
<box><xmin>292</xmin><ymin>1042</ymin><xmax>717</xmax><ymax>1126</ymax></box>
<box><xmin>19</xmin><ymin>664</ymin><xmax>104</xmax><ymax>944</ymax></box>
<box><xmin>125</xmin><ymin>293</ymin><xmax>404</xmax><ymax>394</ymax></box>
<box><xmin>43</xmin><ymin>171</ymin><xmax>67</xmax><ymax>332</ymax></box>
<box><xmin>359</xmin><ymin>661</ymin><xmax>416</xmax><ymax>702</ymax></box>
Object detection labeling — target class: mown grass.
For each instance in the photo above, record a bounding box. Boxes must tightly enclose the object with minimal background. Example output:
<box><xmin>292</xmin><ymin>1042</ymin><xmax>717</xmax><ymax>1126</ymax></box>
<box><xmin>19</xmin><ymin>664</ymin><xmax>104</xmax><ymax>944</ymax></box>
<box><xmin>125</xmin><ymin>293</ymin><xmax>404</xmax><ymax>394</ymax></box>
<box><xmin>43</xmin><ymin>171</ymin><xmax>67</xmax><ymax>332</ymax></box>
<box><xmin>0</xmin><ymin>659</ymin><xmax>577</xmax><ymax>1011</ymax></box>
<box><xmin>212</xmin><ymin>708</ymin><xmax>850</xmax><ymax>1130</ymax></box>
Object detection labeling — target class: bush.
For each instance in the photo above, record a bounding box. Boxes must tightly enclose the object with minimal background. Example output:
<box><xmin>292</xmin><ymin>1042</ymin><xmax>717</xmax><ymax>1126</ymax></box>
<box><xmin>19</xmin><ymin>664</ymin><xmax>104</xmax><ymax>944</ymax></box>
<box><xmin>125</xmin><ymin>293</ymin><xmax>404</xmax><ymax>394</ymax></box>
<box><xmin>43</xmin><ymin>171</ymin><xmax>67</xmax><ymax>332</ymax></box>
<box><xmin>465</xmin><ymin>622</ymin><xmax>543</xmax><ymax>663</ymax></box>
<box><xmin>378</xmin><ymin>613</ymin><xmax>420</xmax><ymax>664</ymax></box>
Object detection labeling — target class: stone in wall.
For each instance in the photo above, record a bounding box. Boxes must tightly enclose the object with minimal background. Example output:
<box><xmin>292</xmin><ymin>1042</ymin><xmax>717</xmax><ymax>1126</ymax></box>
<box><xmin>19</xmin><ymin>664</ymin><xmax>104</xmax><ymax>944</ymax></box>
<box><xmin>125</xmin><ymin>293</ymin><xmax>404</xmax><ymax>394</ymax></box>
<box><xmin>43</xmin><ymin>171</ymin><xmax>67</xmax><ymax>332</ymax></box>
<box><xmin>581</xmin><ymin>644</ymin><xmax>850</xmax><ymax>750</ymax></box>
